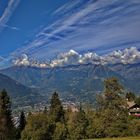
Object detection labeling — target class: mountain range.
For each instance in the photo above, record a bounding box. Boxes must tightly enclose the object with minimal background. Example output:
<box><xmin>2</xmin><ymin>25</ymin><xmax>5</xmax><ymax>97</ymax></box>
<box><xmin>0</xmin><ymin>73</ymin><xmax>43</xmax><ymax>107</ymax></box>
<box><xmin>0</xmin><ymin>62</ymin><xmax>140</xmax><ymax>104</ymax></box>
<box><xmin>0</xmin><ymin>47</ymin><xmax>140</xmax><ymax>105</ymax></box>
<box><xmin>0</xmin><ymin>73</ymin><xmax>30</xmax><ymax>97</ymax></box>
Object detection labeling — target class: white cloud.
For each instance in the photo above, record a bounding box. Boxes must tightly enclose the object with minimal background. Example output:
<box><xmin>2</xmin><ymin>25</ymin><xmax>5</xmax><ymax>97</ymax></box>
<box><xmin>13</xmin><ymin>47</ymin><xmax>140</xmax><ymax>67</ymax></box>
<box><xmin>0</xmin><ymin>0</ymin><xmax>20</xmax><ymax>32</ymax></box>
<box><xmin>104</xmin><ymin>47</ymin><xmax>140</xmax><ymax>64</ymax></box>
<box><xmin>50</xmin><ymin>50</ymin><xmax>80</xmax><ymax>67</ymax></box>
<box><xmin>12</xmin><ymin>0</ymin><xmax>140</xmax><ymax>59</ymax></box>
<box><xmin>13</xmin><ymin>54</ymin><xmax>50</xmax><ymax>68</ymax></box>
<box><xmin>1</xmin><ymin>24</ymin><xmax>19</xmax><ymax>30</ymax></box>
<box><xmin>13</xmin><ymin>0</ymin><xmax>111</xmax><ymax>55</ymax></box>
<box><xmin>79</xmin><ymin>52</ymin><xmax>103</xmax><ymax>65</ymax></box>
<box><xmin>49</xmin><ymin>47</ymin><xmax>140</xmax><ymax>66</ymax></box>
<box><xmin>53</xmin><ymin>0</ymin><xmax>81</xmax><ymax>15</ymax></box>
<box><xmin>13</xmin><ymin>50</ymin><xmax>102</xmax><ymax>67</ymax></box>
<box><xmin>14</xmin><ymin>54</ymin><xmax>30</xmax><ymax>66</ymax></box>
<box><xmin>50</xmin><ymin>50</ymin><xmax>104</xmax><ymax>67</ymax></box>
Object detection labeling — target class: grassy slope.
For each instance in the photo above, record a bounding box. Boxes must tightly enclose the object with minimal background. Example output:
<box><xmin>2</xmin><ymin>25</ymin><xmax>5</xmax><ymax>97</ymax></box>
<box><xmin>87</xmin><ymin>137</ymin><xmax>140</xmax><ymax>140</ymax></box>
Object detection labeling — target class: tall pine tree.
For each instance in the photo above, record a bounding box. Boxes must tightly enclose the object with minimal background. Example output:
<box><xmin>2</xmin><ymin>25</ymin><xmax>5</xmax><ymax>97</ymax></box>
<box><xmin>49</xmin><ymin>92</ymin><xmax>65</xmax><ymax>122</ymax></box>
<box><xmin>49</xmin><ymin>92</ymin><xmax>68</xmax><ymax>140</ymax></box>
<box><xmin>19</xmin><ymin>111</ymin><xmax>26</xmax><ymax>132</ymax></box>
<box><xmin>16</xmin><ymin>111</ymin><xmax>26</xmax><ymax>139</ymax></box>
<box><xmin>96</xmin><ymin>78</ymin><xmax>129</xmax><ymax>137</ymax></box>
<box><xmin>0</xmin><ymin>89</ymin><xmax>15</xmax><ymax>140</ymax></box>
<box><xmin>72</xmin><ymin>105</ymin><xmax>89</xmax><ymax>139</ymax></box>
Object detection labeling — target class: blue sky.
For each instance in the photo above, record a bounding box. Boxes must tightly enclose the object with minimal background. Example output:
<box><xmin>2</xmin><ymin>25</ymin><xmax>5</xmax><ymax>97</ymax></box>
<box><xmin>0</xmin><ymin>0</ymin><xmax>140</xmax><ymax>61</ymax></box>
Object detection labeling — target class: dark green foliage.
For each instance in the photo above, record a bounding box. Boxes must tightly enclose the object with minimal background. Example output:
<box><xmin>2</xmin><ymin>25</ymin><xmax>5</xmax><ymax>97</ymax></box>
<box><xmin>21</xmin><ymin>92</ymin><xmax>68</xmax><ymax>140</ymax></box>
<box><xmin>104</xmin><ymin>77</ymin><xmax>124</xmax><ymax>102</ymax></box>
<box><xmin>21</xmin><ymin>113</ymin><xmax>53</xmax><ymax>140</ymax></box>
<box><xmin>49</xmin><ymin>92</ymin><xmax>65</xmax><ymax>123</ymax></box>
<box><xmin>103</xmin><ymin>77</ymin><xmax>127</xmax><ymax>110</ymax></box>
<box><xmin>49</xmin><ymin>92</ymin><xmax>68</xmax><ymax>140</ymax></box>
<box><xmin>20</xmin><ymin>79</ymin><xmax>140</xmax><ymax>139</ymax></box>
<box><xmin>0</xmin><ymin>89</ymin><xmax>16</xmax><ymax>140</ymax></box>
<box><xmin>1</xmin><ymin>77</ymin><xmax>140</xmax><ymax>140</ymax></box>
<box><xmin>19</xmin><ymin>111</ymin><xmax>26</xmax><ymax>132</ymax></box>
<box><xmin>52</xmin><ymin>122</ymin><xmax>68</xmax><ymax>140</ymax></box>
<box><xmin>93</xmin><ymin>77</ymin><xmax>129</xmax><ymax>138</ymax></box>
<box><xmin>126</xmin><ymin>92</ymin><xmax>136</xmax><ymax>101</ymax></box>
<box><xmin>135</xmin><ymin>96</ymin><xmax>140</xmax><ymax>106</ymax></box>
<box><xmin>43</xmin><ymin>106</ymin><xmax>48</xmax><ymax>114</ymax></box>
<box><xmin>128</xmin><ymin>118</ymin><xmax>140</xmax><ymax>136</ymax></box>
<box><xmin>16</xmin><ymin>111</ymin><xmax>26</xmax><ymax>139</ymax></box>
<box><xmin>71</xmin><ymin>106</ymin><xmax>89</xmax><ymax>139</ymax></box>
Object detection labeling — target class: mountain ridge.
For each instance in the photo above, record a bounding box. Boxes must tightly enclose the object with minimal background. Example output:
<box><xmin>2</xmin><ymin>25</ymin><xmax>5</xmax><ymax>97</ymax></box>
<box><xmin>0</xmin><ymin>63</ymin><xmax>131</xmax><ymax>103</ymax></box>
<box><xmin>0</xmin><ymin>73</ymin><xmax>43</xmax><ymax>107</ymax></box>
<box><xmin>1</xmin><ymin>61</ymin><xmax>140</xmax><ymax>104</ymax></box>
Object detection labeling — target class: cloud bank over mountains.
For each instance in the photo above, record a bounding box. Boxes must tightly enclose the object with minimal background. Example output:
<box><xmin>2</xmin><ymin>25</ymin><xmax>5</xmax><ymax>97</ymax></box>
<box><xmin>12</xmin><ymin>47</ymin><xmax>140</xmax><ymax>68</ymax></box>
<box><xmin>104</xmin><ymin>47</ymin><xmax>140</xmax><ymax>64</ymax></box>
<box><xmin>14</xmin><ymin>54</ymin><xmax>30</xmax><ymax>66</ymax></box>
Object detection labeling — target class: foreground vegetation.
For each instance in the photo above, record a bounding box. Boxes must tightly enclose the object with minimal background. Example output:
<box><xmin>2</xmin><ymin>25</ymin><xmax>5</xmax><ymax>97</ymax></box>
<box><xmin>0</xmin><ymin>77</ymin><xmax>140</xmax><ymax>140</ymax></box>
<box><xmin>91</xmin><ymin>137</ymin><xmax>140</xmax><ymax>140</ymax></box>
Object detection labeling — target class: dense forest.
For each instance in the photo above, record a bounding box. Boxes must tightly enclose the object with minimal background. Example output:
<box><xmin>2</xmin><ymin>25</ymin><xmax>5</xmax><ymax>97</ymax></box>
<box><xmin>0</xmin><ymin>77</ymin><xmax>140</xmax><ymax>140</ymax></box>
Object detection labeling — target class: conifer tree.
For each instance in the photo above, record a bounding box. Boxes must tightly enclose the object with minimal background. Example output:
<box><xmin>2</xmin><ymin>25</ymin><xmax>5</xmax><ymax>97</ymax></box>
<box><xmin>135</xmin><ymin>96</ymin><xmax>140</xmax><ymax>106</ymax></box>
<box><xmin>49</xmin><ymin>92</ymin><xmax>68</xmax><ymax>139</ymax></box>
<box><xmin>19</xmin><ymin>111</ymin><xmax>26</xmax><ymax>131</ymax></box>
<box><xmin>96</xmin><ymin>78</ymin><xmax>129</xmax><ymax>137</ymax></box>
<box><xmin>126</xmin><ymin>92</ymin><xmax>136</xmax><ymax>101</ymax></box>
<box><xmin>104</xmin><ymin>77</ymin><xmax>126</xmax><ymax>109</ymax></box>
<box><xmin>16</xmin><ymin>111</ymin><xmax>26</xmax><ymax>139</ymax></box>
<box><xmin>72</xmin><ymin>105</ymin><xmax>89</xmax><ymax>139</ymax></box>
<box><xmin>49</xmin><ymin>92</ymin><xmax>65</xmax><ymax>122</ymax></box>
<box><xmin>0</xmin><ymin>89</ymin><xmax>15</xmax><ymax>140</ymax></box>
<box><xmin>43</xmin><ymin>106</ymin><xmax>48</xmax><ymax>114</ymax></box>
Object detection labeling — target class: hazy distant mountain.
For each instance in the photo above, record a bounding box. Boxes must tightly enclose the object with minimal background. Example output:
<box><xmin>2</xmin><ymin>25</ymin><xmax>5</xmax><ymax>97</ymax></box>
<box><xmin>0</xmin><ymin>73</ymin><xmax>31</xmax><ymax>97</ymax></box>
<box><xmin>109</xmin><ymin>63</ymin><xmax>140</xmax><ymax>92</ymax></box>
<box><xmin>0</xmin><ymin>56</ymin><xmax>4</xmax><ymax>62</ymax></box>
<box><xmin>0</xmin><ymin>73</ymin><xmax>43</xmax><ymax>107</ymax></box>
<box><xmin>0</xmin><ymin>64</ymin><xmax>126</xmax><ymax>103</ymax></box>
<box><xmin>1</xmin><ymin>57</ymin><xmax>140</xmax><ymax>104</ymax></box>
